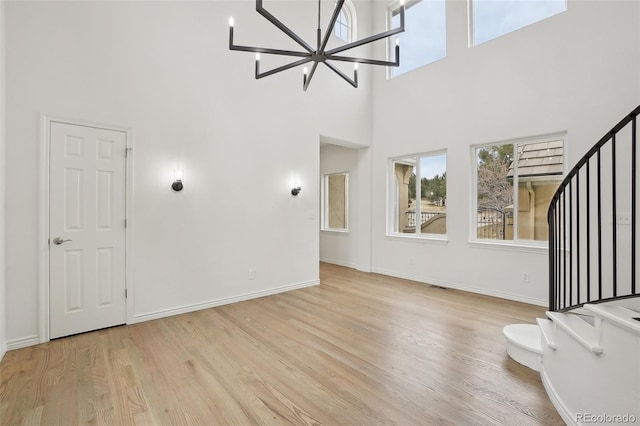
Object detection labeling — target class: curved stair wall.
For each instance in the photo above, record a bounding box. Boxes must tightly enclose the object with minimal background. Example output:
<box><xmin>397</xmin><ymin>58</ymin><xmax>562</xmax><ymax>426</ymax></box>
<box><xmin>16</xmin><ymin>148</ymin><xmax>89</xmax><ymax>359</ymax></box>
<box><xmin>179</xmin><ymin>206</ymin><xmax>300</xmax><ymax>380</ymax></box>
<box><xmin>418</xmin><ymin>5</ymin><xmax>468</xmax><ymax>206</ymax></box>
<box><xmin>540</xmin><ymin>304</ymin><xmax>640</xmax><ymax>425</ymax></box>
<box><xmin>506</xmin><ymin>106</ymin><xmax>640</xmax><ymax>425</ymax></box>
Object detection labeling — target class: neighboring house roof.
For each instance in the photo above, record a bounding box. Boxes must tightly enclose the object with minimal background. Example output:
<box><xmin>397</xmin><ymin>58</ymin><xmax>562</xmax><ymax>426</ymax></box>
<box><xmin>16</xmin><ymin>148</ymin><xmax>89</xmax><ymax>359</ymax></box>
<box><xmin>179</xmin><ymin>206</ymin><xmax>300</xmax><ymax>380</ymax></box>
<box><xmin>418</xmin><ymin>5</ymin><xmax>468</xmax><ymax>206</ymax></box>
<box><xmin>507</xmin><ymin>140</ymin><xmax>563</xmax><ymax>178</ymax></box>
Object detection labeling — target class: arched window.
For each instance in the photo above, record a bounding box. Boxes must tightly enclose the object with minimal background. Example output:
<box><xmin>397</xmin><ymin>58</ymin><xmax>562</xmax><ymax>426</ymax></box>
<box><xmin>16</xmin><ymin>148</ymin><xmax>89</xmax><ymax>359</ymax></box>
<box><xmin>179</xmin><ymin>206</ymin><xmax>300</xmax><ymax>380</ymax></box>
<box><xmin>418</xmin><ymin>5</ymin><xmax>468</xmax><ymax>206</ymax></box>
<box><xmin>333</xmin><ymin>1</ymin><xmax>357</xmax><ymax>42</ymax></box>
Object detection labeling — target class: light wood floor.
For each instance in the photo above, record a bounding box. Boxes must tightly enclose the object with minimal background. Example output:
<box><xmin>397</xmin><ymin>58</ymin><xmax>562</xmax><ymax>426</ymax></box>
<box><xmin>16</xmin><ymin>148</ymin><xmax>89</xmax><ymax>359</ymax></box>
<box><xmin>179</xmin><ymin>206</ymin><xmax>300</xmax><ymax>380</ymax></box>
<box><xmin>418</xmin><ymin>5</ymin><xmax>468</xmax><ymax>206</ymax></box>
<box><xmin>1</xmin><ymin>263</ymin><xmax>564</xmax><ymax>425</ymax></box>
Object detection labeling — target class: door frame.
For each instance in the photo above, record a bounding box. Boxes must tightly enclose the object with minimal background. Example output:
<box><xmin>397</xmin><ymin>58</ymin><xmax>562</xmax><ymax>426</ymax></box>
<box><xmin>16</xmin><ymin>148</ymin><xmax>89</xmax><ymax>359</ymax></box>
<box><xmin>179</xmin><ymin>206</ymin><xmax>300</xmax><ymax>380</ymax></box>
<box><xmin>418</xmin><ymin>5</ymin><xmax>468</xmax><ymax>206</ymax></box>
<box><xmin>38</xmin><ymin>114</ymin><xmax>135</xmax><ymax>343</ymax></box>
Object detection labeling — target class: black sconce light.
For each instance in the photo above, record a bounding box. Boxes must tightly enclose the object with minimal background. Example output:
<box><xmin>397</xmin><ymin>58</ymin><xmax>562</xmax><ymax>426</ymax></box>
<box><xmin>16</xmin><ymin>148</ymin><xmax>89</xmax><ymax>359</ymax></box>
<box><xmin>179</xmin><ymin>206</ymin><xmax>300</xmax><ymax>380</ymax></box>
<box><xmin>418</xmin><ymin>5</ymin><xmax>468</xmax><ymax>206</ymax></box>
<box><xmin>291</xmin><ymin>187</ymin><xmax>302</xmax><ymax>196</ymax></box>
<box><xmin>172</xmin><ymin>169</ymin><xmax>184</xmax><ymax>192</ymax></box>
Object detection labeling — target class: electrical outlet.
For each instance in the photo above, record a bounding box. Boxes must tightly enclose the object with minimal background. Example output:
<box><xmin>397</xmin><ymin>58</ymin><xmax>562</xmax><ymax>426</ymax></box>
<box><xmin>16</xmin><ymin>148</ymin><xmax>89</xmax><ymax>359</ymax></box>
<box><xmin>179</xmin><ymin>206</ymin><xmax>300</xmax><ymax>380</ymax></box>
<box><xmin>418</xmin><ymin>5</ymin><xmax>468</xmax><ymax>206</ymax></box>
<box><xmin>522</xmin><ymin>272</ymin><xmax>529</xmax><ymax>283</ymax></box>
<box><xmin>616</xmin><ymin>213</ymin><xmax>632</xmax><ymax>225</ymax></box>
<box><xmin>249</xmin><ymin>269</ymin><xmax>256</xmax><ymax>280</ymax></box>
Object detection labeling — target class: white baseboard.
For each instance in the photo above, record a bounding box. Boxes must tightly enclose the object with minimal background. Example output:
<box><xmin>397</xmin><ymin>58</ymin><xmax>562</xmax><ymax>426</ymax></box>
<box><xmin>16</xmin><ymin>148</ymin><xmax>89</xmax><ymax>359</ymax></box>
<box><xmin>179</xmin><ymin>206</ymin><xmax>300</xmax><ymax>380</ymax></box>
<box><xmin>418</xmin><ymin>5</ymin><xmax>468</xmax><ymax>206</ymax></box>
<box><xmin>132</xmin><ymin>279</ymin><xmax>320</xmax><ymax>324</ymax></box>
<box><xmin>6</xmin><ymin>335</ymin><xmax>40</xmax><ymax>351</ymax></box>
<box><xmin>540</xmin><ymin>366</ymin><xmax>577</xmax><ymax>426</ymax></box>
<box><xmin>319</xmin><ymin>257</ymin><xmax>371</xmax><ymax>273</ymax></box>
<box><xmin>371</xmin><ymin>267</ymin><xmax>547</xmax><ymax>307</ymax></box>
<box><xmin>0</xmin><ymin>343</ymin><xmax>6</xmax><ymax>363</ymax></box>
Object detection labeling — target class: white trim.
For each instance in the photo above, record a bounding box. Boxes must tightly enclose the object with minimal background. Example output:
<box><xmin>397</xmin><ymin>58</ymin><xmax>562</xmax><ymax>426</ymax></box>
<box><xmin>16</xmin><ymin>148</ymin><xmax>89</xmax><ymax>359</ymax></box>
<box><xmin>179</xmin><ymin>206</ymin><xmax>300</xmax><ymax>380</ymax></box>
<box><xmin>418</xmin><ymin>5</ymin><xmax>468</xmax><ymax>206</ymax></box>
<box><xmin>39</xmin><ymin>115</ymin><xmax>134</xmax><ymax>344</ymax></box>
<box><xmin>371</xmin><ymin>267</ymin><xmax>547</xmax><ymax>306</ymax></box>
<box><xmin>540</xmin><ymin>366</ymin><xmax>578</xmax><ymax>426</ymax></box>
<box><xmin>131</xmin><ymin>279</ymin><xmax>319</xmax><ymax>324</ymax></box>
<box><xmin>0</xmin><ymin>0</ymin><xmax>6</xmax><ymax>366</ymax></box>
<box><xmin>6</xmin><ymin>335</ymin><xmax>40</xmax><ymax>351</ymax></box>
<box><xmin>384</xmin><ymin>234</ymin><xmax>449</xmax><ymax>245</ymax></box>
<box><xmin>468</xmin><ymin>240</ymin><xmax>548</xmax><ymax>254</ymax></box>
<box><xmin>320</xmin><ymin>229</ymin><xmax>350</xmax><ymax>235</ymax></box>
<box><xmin>321</xmin><ymin>171</ymin><xmax>349</xmax><ymax>232</ymax></box>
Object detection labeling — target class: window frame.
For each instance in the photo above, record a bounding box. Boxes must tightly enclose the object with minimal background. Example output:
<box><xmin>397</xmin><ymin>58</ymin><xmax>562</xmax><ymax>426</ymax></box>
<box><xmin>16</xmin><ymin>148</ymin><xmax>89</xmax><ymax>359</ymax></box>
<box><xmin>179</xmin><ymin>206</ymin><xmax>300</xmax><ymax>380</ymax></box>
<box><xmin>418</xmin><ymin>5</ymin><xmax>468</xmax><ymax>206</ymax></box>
<box><xmin>321</xmin><ymin>171</ymin><xmax>350</xmax><ymax>233</ymax></box>
<box><xmin>469</xmin><ymin>132</ymin><xmax>567</xmax><ymax>249</ymax></box>
<box><xmin>386</xmin><ymin>150</ymin><xmax>448</xmax><ymax>242</ymax></box>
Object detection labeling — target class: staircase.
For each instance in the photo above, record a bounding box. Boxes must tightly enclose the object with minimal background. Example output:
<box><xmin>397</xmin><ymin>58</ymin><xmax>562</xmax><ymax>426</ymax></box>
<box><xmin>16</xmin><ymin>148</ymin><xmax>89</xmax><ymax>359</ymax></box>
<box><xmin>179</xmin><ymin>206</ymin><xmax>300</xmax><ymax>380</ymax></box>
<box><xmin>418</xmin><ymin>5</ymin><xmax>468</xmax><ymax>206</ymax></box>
<box><xmin>504</xmin><ymin>105</ymin><xmax>640</xmax><ymax>426</ymax></box>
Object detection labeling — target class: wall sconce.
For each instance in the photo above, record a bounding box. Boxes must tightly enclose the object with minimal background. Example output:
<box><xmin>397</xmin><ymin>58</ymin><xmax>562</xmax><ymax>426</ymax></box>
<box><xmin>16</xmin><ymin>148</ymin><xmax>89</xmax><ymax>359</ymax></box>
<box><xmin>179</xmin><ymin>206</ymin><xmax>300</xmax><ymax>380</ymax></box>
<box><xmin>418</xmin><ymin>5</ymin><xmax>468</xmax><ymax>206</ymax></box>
<box><xmin>291</xmin><ymin>186</ymin><xmax>302</xmax><ymax>196</ymax></box>
<box><xmin>172</xmin><ymin>169</ymin><xmax>184</xmax><ymax>192</ymax></box>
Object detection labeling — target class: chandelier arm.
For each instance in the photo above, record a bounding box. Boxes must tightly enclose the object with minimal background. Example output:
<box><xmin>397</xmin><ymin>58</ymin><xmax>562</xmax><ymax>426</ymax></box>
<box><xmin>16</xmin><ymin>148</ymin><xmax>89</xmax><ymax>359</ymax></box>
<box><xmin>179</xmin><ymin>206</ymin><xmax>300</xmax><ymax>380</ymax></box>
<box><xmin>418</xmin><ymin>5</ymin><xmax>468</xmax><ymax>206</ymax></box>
<box><xmin>324</xmin><ymin>62</ymin><xmax>357</xmax><ymax>88</ymax></box>
<box><xmin>319</xmin><ymin>0</ymin><xmax>346</xmax><ymax>53</ymax></box>
<box><xmin>328</xmin><ymin>53</ymin><xmax>399</xmax><ymax>67</ymax></box>
<box><xmin>229</xmin><ymin>26</ymin><xmax>309</xmax><ymax>57</ymax></box>
<box><xmin>256</xmin><ymin>0</ymin><xmax>314</xmax><ymax>53</ymax></box>
<box><xmin>325</xmin><ymin>6</ymin><xmax>404</xmax><ymax>56</ymax></box>
<box><xmin>230</xmin><ymin>45</ymin><xmax>310</xmax><ymax>58</ymax></box>
<box><xmin>302</xmin><ymin>62</ymin><xmax>320</xmax><ymax>92</ymax></box>
<box><xmin>256</xmin><ymin>57</ymin><xmax>314</xmax><ymax>80</ymax></box>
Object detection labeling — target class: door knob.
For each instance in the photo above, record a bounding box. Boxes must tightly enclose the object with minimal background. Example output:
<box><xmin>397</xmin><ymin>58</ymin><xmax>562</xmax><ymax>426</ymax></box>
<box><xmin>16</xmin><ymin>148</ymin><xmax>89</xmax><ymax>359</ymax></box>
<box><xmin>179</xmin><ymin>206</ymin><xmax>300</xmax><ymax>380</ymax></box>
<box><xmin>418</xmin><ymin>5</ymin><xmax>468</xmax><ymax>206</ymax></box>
<box><xmin>52</xmin><ymin>237</ymin><xmax>72</xmax><ymax>245</ymax></box>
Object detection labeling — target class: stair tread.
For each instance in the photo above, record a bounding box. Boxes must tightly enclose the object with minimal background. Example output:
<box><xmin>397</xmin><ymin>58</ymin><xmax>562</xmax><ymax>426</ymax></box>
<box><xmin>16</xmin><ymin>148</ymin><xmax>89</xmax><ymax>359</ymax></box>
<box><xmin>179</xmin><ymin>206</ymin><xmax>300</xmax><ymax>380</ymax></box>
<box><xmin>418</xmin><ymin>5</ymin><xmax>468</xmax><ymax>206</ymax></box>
<box><xmin>503</xmin><ymin>324</ymin><xmax>542</xmax><ymax>354</ymax></box>
<box><xmin>546</xmin><ymin>311</ymin><xmax>603</xmax><ymax>354</ymax></box>
<box><xmin>585</xmin><ymin>304</ymin><xmax>640</xmax><ymax>335</ymax></box>
<box><xmin>536</xmin><ymin>318</ymin><xmax>557</xmax><ymax>350</ymax></box>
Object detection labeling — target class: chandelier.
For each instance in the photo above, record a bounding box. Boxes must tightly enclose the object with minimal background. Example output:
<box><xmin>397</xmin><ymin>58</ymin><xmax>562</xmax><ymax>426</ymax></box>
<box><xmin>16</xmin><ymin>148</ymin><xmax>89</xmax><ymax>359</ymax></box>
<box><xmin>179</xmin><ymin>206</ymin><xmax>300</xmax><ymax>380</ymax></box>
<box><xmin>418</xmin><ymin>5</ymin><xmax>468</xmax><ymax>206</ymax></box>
<box><xmin>228</xmin><ymin>0</ymin><xmax>406</xmax><ymax>91</ymax></box>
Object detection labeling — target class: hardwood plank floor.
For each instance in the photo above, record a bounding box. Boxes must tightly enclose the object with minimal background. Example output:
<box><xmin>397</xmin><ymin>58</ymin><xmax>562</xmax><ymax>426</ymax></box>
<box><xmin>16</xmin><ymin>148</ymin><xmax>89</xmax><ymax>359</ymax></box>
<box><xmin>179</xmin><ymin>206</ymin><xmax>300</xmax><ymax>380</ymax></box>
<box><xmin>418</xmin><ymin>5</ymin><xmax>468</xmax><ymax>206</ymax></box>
<box><xmin>1</xmin><ymin>263</ymin><xmax>564</xmax><ymax>425</ymax></box>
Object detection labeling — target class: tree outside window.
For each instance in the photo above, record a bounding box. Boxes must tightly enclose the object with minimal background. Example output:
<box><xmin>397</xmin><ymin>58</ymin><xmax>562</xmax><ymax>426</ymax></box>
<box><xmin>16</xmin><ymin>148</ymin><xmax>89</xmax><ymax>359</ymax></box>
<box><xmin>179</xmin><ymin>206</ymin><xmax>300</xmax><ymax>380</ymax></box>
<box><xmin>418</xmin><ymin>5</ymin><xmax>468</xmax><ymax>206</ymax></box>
<box><xmin>475</xmin><ymin>138</ymin><xmax>564</xmax><ymax>242</ymax></box>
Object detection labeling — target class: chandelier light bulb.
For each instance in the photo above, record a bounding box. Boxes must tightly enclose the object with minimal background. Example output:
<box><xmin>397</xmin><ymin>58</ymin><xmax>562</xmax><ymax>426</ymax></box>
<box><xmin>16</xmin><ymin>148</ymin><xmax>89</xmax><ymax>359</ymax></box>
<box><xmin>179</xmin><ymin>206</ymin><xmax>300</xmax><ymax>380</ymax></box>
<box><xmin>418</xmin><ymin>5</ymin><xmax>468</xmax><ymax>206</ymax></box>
<box><xmin>303</xmin><ymin>67</ymin><xmax>308</xmax><ymax>75</ymax></box>
<box><xmin>396</xmin><ymin>37</ymin><xmax>400</xmax><ymax>46</ymax></box>
<box><xmin>354</xmin><ymin>62</ymin><xmax>359</xmax><ymax>70</ymax></box>
<box><xmin>255</xmin><ymin>53</ymin><xmax>261</xmax><ymax>61</ymax></box>
<box><xmin>228</xmin><ymin>17</ymin><xmax>234</xmax><ymax>27</ymax></box>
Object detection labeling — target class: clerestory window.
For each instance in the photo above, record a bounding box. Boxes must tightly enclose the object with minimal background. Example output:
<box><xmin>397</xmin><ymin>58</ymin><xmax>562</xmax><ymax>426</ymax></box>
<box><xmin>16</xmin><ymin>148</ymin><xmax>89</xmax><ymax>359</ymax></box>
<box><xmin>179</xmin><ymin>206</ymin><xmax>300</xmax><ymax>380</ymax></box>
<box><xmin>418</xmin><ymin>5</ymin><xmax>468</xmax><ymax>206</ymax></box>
<box><xmin>470</xmin><ymin>0</ymin><xmax>566</xmax><ymax>46</ymax></box>
<box><xmin>389</xmin><ymin>0</ymin><xmax>447</xmax><ymax>78</ymax></box>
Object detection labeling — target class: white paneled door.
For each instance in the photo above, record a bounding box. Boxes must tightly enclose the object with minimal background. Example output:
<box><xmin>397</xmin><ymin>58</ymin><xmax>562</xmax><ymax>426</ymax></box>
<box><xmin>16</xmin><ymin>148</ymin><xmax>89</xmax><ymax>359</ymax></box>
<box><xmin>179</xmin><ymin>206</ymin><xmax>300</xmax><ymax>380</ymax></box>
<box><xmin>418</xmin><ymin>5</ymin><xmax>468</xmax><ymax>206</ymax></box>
<box><xmin>49</xmin><ymin>122</ymin><xmax>127</xmax><ymax>339</ymax></box>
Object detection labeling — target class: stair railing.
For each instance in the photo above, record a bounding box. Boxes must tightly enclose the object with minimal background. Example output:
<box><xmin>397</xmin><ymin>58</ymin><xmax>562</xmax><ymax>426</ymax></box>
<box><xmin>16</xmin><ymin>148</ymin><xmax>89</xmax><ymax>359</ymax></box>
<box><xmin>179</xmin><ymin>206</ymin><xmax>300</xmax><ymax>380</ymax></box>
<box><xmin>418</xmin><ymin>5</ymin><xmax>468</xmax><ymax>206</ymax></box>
<box><xmin>548</xmin><ymin>105</ymin><xmax>640</xmax><ymax>312</ymax></box>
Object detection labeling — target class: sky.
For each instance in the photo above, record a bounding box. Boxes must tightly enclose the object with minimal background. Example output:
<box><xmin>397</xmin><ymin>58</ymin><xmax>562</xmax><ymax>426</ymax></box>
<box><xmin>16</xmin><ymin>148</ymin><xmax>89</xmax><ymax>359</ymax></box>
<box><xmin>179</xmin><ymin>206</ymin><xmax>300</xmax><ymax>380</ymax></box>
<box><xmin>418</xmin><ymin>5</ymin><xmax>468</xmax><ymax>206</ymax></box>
<box><xmin>420</xmin><ymin>154</ymin><xmax>447</xmax><ymax>179</ymax></box>
<box><xmin>473</xmin><ymin>0</ymin><xmax>566</xmax><ymax>45</ymax></box>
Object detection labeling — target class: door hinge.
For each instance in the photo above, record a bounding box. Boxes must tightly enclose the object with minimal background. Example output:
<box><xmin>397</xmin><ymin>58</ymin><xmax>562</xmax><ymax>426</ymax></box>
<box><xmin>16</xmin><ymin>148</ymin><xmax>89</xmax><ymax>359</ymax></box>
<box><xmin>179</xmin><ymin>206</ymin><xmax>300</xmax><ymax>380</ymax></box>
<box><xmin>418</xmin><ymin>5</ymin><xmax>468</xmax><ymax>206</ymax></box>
<box><xmin>126</xmin><ymin>147</ymin><xmax>132</xmax><ymax>158</ymax></box>
<box><xmin>124</xmin><ymin>218</ymin><xmax>127</xmax><ymax>228</ymax></box>
<box><xmin>47</xmin><ymin>238</ymin><xmax>50</xmax><ymax>245</ymax></box>
<box><xmin>125</xmin><ymin>288</ymin><xmax>128</xmax><ymax>298</ymax></box>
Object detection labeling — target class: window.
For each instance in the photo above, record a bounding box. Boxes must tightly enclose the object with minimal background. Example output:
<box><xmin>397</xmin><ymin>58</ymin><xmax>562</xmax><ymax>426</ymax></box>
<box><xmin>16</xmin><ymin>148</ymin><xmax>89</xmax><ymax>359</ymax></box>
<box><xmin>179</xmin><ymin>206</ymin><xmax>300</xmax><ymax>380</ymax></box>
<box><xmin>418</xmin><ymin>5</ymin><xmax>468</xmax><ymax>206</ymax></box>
<box><xmin>389</xmin><ymin>0</ymin><xmax>446</xmax><ymax>78</ymax></box>
<box><xmin>471</xmin><ymin>0</ymin><xmax>566</xmax><ymax>46</ymax></box>
<box><xmin>473</xmin><ymin>136</ymin><xmax>564</xmax><ymax>243</ymax></box>
<box><xmin>389</xmin><ymin>152</ymin><xmax>447</xmax><ymax>237</ymax></box>
<box><xmin>322</xmin><ymin>172</ymin><xmax>349</xmax><ymax>231</ymax></box>
<box><xmin>333</xmin><ymin>1</ymin><xmax>357</xmax><ymax>43</ymax></box>
<box><xmin>334</xmin><ymin>9</ymin><xmax>352</xmax><ymax>42</ymax></box>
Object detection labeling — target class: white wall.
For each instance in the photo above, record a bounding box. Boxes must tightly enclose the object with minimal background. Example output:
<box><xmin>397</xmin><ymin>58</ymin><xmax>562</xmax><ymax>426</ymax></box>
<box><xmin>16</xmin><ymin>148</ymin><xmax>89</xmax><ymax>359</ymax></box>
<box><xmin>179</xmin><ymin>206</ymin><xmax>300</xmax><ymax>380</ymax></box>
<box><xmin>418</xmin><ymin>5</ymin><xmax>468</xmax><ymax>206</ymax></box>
<box><xmin>4</xmin><ymin>0</ymin><xmax>373</xmax><ymax>345</ymax></box>
<box><xmin>319</xmin><ymin>143</ymin><xmax>372</xmax><ymax>271</ymax></box>
<box><xmin>0</xmin><ymin>0</ymin><xmax>7</xmax><ymax>361</ymax></box>
<box><xmin>369</xmin><ymin>0</ymin><xmax>640</xmax><ymax>305</ymax></box>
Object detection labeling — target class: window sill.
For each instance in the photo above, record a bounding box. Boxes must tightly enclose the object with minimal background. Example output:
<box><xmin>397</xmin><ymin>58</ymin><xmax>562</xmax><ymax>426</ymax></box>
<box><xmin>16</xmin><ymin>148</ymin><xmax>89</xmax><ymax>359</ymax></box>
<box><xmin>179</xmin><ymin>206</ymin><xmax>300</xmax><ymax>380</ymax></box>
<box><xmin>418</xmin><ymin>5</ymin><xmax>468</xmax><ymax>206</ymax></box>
<box><xmin>321</xmin><ymin>228</ymin><xmax>350</xmax><ymax>235</ymax></box>
<box><xmin>385</xmin><ymin>234</ymin><xmax>449</xmax><ymax>245</ymax></box>
<box><xmin>468</xmin><ymin>240</ymin><xmax>548</xmax><ymax>254</ymax></box>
